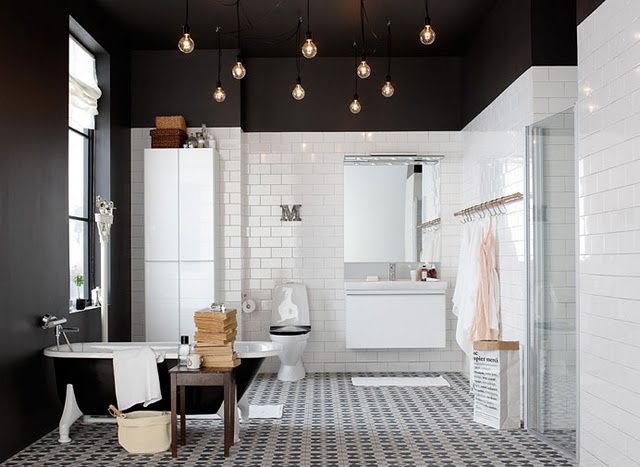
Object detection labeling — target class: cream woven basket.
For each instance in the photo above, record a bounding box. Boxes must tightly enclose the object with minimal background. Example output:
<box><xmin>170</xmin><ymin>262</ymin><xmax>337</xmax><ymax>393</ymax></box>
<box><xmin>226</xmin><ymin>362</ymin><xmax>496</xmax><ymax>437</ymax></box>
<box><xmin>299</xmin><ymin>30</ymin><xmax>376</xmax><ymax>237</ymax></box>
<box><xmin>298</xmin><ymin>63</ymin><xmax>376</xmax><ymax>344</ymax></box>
<box><xmin>109</xmin><ymin>405</ymin><xmax>171</xmax><ymax>454</ymax></box>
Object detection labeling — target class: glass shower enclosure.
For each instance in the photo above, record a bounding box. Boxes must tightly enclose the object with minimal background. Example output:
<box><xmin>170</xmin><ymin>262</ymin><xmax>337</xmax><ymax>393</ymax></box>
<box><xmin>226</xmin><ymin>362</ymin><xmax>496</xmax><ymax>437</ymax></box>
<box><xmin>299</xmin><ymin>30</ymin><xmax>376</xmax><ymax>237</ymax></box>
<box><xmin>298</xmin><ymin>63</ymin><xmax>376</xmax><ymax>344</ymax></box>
<box><xmin>525</xmin><ymin>108</ymin><xmax>577</xmax><ymax>457</ymax></box>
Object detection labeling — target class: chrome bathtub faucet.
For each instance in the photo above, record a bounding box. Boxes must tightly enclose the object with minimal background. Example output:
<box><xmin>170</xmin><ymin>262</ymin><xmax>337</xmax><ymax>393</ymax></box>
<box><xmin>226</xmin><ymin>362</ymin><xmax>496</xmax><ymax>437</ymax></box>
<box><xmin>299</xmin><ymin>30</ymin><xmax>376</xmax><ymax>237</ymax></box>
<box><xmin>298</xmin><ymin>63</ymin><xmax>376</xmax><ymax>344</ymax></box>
<box><xmin>41</xmin><ymin>314</ymin><xmax>79</xmax><ymax>351</ymax></box>
<box><xmin>388</xmin><ymin>263</ymin><xmax>396</xmax><ymax>281</ymax></box>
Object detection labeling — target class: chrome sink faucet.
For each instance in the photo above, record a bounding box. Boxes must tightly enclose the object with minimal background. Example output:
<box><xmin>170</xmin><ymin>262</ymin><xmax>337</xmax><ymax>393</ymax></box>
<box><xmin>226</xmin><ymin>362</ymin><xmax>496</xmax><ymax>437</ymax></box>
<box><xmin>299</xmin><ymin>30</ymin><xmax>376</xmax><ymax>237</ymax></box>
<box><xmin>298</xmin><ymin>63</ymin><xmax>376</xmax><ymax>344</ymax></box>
<box><xmin>388</xmin><ymin>263</ymin><xmax>396</xmax><ymax>281</ymax></box>
<box><xmin>42</xmin><ymin>314</ymin><xmax>79</xmax><ymax>351</ymax></box>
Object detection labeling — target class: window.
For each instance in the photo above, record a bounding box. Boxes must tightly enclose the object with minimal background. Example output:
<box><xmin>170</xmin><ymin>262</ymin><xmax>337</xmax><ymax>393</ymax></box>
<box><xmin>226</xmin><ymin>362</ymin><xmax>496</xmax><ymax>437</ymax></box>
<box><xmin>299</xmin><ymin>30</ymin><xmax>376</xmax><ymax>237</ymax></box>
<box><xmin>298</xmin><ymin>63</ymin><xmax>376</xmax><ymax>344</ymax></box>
<box><xmin>68</xmin><ymin>35</ymin><xmax>101</xmax><ymax>307</ymax></box>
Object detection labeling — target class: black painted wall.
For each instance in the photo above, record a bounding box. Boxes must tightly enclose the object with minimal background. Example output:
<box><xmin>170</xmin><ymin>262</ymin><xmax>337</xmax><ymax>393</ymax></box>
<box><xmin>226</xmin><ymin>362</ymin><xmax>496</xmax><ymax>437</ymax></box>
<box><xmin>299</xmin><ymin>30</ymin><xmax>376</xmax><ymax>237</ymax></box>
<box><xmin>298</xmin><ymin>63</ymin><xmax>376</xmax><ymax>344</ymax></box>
<box><xmin>242</xmin><ymin>57</ymin><xmax>462</xmax><ymax>132</ymax></box>
<box><xmin>131</xmin><ymin>53</ymin><xmax>461</xmax><ymax>131</ymax></box>
<box><xmin>132</xmin><ymin>0</ymin><xmax>578</xmax><ymax>132</ymax></box>
<box><xmin>461</xmin><ymin>0</ymin><xmax>577</xmax><ymax>127</ymax></box>
<box><xmin>577</xmin><ymin>0</ymin><xmax>606</xmax><ymax>24</ymax></box>
<box><xmin>0</xmin><ymin>0</ymin><xmax>130</xmax><ymax>461</ymax></box>
<box><xmin>131</xmin><ymin>50</ymin><xmax>241</xmax><ymax>128</ymax></box>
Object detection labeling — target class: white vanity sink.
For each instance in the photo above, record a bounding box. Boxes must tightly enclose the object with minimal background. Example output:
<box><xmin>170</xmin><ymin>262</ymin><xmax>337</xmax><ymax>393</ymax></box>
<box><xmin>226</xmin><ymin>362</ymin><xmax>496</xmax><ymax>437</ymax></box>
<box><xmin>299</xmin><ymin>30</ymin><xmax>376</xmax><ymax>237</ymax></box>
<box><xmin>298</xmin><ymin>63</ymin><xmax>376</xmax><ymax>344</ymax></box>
<box><xmin>345</xmin><ymin>279</ymin><xmax>447</xmax><ymax>349</ymax></box>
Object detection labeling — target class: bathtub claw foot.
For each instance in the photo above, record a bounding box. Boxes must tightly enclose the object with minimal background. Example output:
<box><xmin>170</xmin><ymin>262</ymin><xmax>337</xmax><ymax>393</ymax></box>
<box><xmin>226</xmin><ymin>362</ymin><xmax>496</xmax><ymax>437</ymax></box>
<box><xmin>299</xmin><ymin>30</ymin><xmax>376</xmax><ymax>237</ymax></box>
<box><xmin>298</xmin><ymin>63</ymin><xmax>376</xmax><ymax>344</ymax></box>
<box><xmin>59</xmin><ymin>384</ymin><xmax>83</xmax><ymax>443</ymax></box>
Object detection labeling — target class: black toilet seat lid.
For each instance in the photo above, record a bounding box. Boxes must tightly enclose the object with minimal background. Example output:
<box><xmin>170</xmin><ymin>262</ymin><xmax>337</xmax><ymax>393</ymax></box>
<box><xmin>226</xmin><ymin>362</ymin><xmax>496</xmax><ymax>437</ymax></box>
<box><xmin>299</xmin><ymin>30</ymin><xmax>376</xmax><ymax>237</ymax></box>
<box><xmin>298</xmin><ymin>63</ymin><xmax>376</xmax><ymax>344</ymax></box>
<box><xmin>270</xmin><ymin>325</ymin><xmax>311</xmax><ymax>336</ymax></box>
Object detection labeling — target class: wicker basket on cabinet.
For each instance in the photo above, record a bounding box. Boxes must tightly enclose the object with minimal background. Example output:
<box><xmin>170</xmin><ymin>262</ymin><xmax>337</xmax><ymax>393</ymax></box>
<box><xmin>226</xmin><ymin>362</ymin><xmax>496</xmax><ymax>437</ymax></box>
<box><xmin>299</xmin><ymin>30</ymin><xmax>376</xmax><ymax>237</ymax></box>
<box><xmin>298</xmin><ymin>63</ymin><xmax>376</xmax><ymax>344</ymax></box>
<box><xmin>150</xmin><ymin>128</ymin><xmax>187</xmax><ymax>148</ymax></box>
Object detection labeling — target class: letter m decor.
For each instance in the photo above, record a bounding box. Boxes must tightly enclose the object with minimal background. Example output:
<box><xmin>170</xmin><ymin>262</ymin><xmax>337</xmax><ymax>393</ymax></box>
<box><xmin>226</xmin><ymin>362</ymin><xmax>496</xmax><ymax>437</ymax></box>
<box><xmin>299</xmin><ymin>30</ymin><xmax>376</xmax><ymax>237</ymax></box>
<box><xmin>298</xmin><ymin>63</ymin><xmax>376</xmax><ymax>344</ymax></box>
<box><xmin>280</xmin><ymin>204</ymin><xmax>302</xmax><ymax>221</ymax></box>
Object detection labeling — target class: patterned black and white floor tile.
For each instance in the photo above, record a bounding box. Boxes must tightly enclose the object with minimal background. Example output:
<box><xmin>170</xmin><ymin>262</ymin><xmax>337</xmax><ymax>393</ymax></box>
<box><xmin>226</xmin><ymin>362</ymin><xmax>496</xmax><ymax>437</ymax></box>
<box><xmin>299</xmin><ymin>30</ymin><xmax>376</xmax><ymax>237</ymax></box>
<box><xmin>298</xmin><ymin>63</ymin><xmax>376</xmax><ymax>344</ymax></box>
<box><xmin>6</xmin><ymin>373</ymin><xmax>575</xmax><ymax>466</ymax></box>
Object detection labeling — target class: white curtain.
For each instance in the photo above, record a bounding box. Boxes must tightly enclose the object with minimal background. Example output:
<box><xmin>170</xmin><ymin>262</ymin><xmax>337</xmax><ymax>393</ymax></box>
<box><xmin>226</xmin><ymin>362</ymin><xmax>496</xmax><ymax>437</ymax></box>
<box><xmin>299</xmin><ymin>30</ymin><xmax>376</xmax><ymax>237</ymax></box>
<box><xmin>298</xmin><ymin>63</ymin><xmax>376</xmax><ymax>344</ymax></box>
<box><xmin>69</xmin><ymin>37</ymin><xmax>102</xmax><ymax>130</ymax></box>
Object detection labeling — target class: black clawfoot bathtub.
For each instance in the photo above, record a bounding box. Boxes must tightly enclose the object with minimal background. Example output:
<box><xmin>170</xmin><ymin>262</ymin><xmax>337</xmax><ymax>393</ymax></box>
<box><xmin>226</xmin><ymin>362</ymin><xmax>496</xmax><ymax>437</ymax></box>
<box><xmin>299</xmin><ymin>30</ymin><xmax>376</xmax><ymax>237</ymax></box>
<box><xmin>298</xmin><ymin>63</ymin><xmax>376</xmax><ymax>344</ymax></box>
<box><xmin>44</xmin><ymin>341</ymin><xmax>281</xmax><ymax>442</ymax></box>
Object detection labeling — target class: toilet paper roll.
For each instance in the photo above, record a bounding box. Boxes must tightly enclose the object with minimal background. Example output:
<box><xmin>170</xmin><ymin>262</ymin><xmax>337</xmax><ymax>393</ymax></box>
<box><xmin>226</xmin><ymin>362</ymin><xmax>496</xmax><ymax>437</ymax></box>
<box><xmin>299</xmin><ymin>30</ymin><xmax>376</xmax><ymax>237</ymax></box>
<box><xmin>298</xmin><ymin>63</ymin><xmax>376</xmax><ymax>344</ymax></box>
<box><xmin>242</xmin><ymin>298</ymin><xmax>256</xmax><ymax>314</ymax></box>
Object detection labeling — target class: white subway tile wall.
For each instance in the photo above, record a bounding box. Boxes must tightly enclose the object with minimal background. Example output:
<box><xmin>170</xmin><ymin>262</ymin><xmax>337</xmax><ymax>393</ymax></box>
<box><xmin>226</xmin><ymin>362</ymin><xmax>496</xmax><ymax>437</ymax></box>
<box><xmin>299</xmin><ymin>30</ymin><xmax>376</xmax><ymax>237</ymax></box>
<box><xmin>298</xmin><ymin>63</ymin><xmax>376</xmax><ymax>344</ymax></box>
<box><xmin>462</xmin><ymin>65</ymin><xmax>577</xmax><ymax>349</ymax></box>
<box><xmin>241</xmin><ymin>131</ymin><xmax>464</xmax><ymax>373</ymax></box>
<box><xmin>461</xmin><ymin>65</ymin><xmax>576</xmax><ymax>415</ymax></box>
<box><xmin>131</xmin><ymin>65</ymin><xmax>575</xmax><ymax>376</ymax></box>
<box><xmin>132</xmin><ymin>129</ymin><xmax>464</xmax><ymax>372</ymax></box>
<box><xmin>578</xmin><ymin>1</ymin><xmax>640</xmax><ymax>465</ymax></box>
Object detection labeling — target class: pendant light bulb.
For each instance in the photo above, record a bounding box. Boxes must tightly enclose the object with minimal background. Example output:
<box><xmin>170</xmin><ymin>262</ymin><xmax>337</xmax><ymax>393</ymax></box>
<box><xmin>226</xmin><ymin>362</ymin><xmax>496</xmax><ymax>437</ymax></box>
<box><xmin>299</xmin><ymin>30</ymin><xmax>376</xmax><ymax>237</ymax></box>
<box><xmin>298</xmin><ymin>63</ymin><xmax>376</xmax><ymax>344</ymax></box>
<box><xmin>419</xmin><ymin>24</ymin><xmax>436</xmax><ymax>45</ymax></box>
<box><xmin>302</xmin><ymin>37</ymin><xmax>318</xmax><ymax>59</ymax></box>
<box><xmin>357</xmin><ymin>59</ymin><xmax>371</xmax><ymax>79</ymax></box>
<box><xmin>178</xmin><ymin>0</ymin><xmax>194</xmax><ymax>53</ymax></box>
<box><xmin>381</xmin><ymin>78</ymin><xmax>394</xmax><ymax>98</ymax></box>
<box><xmin>178</xmin><ymin>31</ymin><xmax>195</xmax><ymax>54</ymax></box>
<box><xmin>349</xmin><ymin>94</ymin><xmax>362</xmax><ymax>114</ymax></box>
<box><xmin>292</xmin><ymin>81</ymin><xmax>306</xmax><ymax>100</ymax></box>
<box><xmin>231</xmin><ymin>59</ymin><xmax>246</xmax><ymax>80</ymax></box>
<box><xmin>213</xmin><ymin>82</ymin><xmax>226</xmax><ymax>102</ymax></box>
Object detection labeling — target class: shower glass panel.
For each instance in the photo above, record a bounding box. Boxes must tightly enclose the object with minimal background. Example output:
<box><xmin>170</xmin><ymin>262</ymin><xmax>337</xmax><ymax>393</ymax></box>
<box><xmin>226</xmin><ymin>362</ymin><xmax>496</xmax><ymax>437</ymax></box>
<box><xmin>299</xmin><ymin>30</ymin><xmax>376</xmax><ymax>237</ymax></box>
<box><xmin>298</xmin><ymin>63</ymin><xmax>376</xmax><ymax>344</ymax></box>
<box><xmin>525</xmin><ymin>108</ymin><xmax>576</xmax><ymax>457</ymax></box>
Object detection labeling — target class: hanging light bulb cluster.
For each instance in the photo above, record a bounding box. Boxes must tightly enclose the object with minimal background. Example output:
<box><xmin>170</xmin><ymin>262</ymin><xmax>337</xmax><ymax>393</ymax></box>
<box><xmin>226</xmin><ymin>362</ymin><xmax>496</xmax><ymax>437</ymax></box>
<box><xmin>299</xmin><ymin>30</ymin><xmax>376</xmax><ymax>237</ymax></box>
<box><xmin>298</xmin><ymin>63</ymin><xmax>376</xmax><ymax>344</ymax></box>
<box><xmin>178</xmin><ymin>0</ymin><xmax>195</xmax><ymax>53</ymax></box>
<box><xmin>213</xmin><ymin>26</ymin><xmax>226</xmax><ymax>103</ymax></box>
<box><xmin>292</xmin><ymin>18</ymin><xmax>306</xmax><ymax>100</ymax></box>
<box><xmin>419</xmin><ymin>0</ymin><xmax>436</xmax><ymax>45</ymax></box>
<box><xmin>301</xmin><ymin>0</ymin><xmax>318</xmax><ymax>59</ymax></box>
<box><xmin>231</xmin><ymin>0</ymin><xmax>247</xmax><ymax>80</ymax></box>
<box><xmin>178</xmin><ymin>0</ymin><xmax>438</xmax><ymax>112</ymax></box>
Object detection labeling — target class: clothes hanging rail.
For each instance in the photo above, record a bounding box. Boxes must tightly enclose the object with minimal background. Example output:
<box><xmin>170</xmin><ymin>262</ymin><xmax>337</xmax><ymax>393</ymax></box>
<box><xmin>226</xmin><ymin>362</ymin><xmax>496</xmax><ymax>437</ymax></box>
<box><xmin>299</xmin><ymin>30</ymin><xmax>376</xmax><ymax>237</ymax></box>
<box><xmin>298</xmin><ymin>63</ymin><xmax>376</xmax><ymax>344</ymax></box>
<box><xmin>453</xmin><ymin>192</ymin><xmax>523</xmax><ymax>220</ymax></box>
<box><xmin>417</xmin><ymin>217</ymin><xmax>441</xmax><ymax>230</ymax></box>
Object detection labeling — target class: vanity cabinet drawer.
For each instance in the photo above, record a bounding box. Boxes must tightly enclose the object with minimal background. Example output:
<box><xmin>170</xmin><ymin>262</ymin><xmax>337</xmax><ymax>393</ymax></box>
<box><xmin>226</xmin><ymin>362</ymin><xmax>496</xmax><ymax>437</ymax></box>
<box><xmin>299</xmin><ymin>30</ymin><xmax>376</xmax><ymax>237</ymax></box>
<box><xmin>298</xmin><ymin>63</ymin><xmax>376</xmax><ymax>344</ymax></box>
<box><xmin>345</xmin><ymin>293</ymin><xmax>446</xmax><ymax>349</ymax></box>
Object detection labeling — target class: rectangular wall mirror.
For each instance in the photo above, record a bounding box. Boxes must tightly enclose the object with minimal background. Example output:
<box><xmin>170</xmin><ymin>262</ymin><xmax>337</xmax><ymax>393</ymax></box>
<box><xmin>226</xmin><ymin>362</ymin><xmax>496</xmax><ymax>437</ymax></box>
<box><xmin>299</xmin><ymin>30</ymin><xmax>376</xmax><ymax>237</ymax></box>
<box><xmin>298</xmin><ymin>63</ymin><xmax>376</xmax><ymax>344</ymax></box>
<box><xmin>343</xmin><ymin>154</ymin><xmax>442</xmax><ymax>264</ymax></box>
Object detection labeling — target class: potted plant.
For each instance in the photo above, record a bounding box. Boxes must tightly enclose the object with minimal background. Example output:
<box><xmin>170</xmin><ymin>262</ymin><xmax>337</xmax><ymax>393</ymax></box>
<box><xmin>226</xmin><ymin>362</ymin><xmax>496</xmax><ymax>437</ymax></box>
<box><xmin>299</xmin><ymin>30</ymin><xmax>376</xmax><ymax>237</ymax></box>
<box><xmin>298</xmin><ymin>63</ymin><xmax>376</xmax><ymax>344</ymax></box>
<box><xmin>73</xmin><ymin>274</ymin><xmax>86</xmax><ymax>310</ymax></box>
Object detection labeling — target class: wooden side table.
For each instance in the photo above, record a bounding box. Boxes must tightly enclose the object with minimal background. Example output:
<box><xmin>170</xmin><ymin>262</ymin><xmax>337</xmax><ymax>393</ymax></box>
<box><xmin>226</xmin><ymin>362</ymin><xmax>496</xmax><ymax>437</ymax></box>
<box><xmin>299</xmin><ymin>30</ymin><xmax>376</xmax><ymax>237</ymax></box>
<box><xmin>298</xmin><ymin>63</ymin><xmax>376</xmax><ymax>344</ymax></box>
<box><xmin>169</xmin><ymin>365</ymin><xmax>236</xmax><ymax>457</ymax></box>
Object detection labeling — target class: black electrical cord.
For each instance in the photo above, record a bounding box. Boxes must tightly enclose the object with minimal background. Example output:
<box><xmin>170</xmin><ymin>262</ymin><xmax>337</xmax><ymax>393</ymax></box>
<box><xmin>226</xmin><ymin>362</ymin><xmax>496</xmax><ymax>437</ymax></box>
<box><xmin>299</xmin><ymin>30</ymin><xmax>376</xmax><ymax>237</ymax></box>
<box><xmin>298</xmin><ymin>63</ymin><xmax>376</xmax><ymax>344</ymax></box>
<box><xmin>360</xmin><ymin>0</ymin><xmax>366</xmax><ymax>59</ymax></box>
<box><xmin>216</xmin><ymin>26</ymin><xmax>222</xmax><ymax>86</ymax></box>
<box><xmin>306</xmin><ymin>0</ymin><xmax>312</xmax><ymax>37</ymax></box>
<box><xmin>386</xmin><ymin>20</ymin><xmax>391</xmax><ymax>80</ymax></box>
<box><xmin>295</xmin><ymin>17</ymin><xmax>302</xmax><ymax>82</ymax></box>
<box><xmin>184</xmin><ymin>0</ymin><xmax>190</xmax><ymax>33</ymax></box>
<box><xmin>353</xmin><ymin>41</ymin><xmax>358</xmax><ymax>97</ymax></box>
<box><xmin>425</xmin><ymin>0</ymin><xmax>431</xmax><ymax>25</ymax></box>
<box><xmin>236</xmin><ymin>0</ymin><xmax>242</xmax><ymax>60</ymax></box>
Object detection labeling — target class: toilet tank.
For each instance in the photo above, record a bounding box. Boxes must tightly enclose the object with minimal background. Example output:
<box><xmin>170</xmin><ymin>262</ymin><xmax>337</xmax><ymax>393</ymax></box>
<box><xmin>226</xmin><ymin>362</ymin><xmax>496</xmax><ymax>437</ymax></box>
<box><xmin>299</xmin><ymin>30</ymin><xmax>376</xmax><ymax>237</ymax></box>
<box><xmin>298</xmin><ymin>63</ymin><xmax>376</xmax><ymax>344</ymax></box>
<box><xmin>272</xmin><ymin>283</ymin><xmax>310</xmax><ymax>327</ymax></box>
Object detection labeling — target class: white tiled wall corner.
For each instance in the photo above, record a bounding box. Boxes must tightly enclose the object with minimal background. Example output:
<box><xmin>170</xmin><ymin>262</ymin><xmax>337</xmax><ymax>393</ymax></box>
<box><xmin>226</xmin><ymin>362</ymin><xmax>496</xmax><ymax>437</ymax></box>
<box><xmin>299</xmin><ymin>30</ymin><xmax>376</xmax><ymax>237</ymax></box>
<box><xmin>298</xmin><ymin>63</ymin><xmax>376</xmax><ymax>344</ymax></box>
<box><xmin>462</xmin><ymin>65</ymin><xmax>577</xmax><ymax>346</ymax></box>
<box><xmin>241</xmin><ymin>131</ymin><xmax>464</xmax><ymax>373</ymax></box>
<box><xmin>578</xmin><ymin>0</ymin><xmax>640</xmax><ymax>465</ymax></box>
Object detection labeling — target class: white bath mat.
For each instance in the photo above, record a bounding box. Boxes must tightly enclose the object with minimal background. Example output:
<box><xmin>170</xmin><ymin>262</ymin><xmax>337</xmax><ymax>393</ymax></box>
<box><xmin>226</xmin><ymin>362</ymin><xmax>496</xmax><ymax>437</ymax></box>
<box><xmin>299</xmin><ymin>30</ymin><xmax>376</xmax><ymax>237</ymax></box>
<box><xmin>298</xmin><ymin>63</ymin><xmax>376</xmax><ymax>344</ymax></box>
<box><xmin>248</xmin><ymin>404</ymin><xmax>284</xmax><ymax>419</ymax></box>
<box><xmin>351</xmin><ymin>376</ymin><xmax>450</xmax><ymax>388</ymax></box>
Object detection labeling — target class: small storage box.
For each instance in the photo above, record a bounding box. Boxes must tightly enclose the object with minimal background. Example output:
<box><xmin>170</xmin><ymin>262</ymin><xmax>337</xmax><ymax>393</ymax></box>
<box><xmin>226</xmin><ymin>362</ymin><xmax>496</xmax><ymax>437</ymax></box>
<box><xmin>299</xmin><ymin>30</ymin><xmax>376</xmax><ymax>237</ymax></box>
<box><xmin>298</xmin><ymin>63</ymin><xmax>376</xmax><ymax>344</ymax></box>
<box><xmin>150</xmin><ymin>128</ymin><xmax>187</xmax><ymax>148</ymax></box>
<box><xmin>115</xmin><ymin>411</ymin><xmax>171</xmax><ymax>454</ymax></box>
<box><xmin>155</xmin><ymin>115</ymin><xmax>187</xmax><ymax>132</ymax></box>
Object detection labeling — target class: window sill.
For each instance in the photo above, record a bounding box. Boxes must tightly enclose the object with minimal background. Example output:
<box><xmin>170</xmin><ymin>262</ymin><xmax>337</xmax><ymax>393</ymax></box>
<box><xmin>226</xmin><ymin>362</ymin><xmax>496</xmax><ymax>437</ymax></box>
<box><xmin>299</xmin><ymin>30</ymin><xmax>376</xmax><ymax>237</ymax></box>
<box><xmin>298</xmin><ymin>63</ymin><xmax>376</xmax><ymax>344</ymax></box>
<box><xmin>70</xmin><ymin>305</ymin><xmax>101</xmax><ymax>314</ymax></box>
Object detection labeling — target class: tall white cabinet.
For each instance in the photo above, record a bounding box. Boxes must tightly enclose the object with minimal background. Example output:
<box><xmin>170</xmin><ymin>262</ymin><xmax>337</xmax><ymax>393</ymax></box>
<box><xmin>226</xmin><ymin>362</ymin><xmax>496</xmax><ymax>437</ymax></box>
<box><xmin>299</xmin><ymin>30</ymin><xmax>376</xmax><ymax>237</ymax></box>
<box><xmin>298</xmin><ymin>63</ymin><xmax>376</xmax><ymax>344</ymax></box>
<box><xmin>144</xmin><ymin>148</ymin><xmax>216</xmax><ymax>341</ymax></box>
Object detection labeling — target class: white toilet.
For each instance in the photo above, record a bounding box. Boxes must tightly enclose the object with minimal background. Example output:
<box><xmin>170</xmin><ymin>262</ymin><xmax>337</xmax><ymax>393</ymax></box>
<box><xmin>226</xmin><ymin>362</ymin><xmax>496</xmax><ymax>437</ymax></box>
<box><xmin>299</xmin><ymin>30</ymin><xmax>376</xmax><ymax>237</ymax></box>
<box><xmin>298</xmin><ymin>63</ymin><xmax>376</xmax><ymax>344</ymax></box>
<box><xmin>269</xmin><ymin>282</ymin><xmax>311</xmax><ymax>382</ymax></box>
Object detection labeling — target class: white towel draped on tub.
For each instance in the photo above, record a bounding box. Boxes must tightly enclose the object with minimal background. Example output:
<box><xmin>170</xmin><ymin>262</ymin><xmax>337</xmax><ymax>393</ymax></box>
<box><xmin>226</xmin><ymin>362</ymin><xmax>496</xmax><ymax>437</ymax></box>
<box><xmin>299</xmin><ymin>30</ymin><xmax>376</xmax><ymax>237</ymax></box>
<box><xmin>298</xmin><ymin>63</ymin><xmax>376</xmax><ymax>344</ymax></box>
<box><xmin>113</xmin><ymin>347</ymin><xmax>163</xmax><ymax>411</ymax></box>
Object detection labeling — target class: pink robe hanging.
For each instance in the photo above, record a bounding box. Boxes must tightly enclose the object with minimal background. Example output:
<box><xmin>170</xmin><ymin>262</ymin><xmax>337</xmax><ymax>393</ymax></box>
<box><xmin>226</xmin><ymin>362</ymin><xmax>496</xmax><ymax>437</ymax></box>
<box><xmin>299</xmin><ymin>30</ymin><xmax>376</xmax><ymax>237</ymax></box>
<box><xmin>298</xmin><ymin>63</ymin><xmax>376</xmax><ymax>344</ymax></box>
<box><xmin>470</xmin><ymin>218</ymin><xmax>501</xmax><ymax>342</ymax></box>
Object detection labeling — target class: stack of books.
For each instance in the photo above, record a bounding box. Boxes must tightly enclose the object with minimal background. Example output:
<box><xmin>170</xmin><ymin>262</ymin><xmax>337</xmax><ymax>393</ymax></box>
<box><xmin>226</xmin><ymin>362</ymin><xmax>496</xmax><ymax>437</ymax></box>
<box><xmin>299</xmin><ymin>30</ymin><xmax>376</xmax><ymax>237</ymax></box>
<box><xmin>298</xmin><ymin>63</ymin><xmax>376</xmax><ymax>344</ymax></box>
<box><xmin>193</xmin><ymin>309</ymin><xmax>240</xmax><ymax>368</ymax></box>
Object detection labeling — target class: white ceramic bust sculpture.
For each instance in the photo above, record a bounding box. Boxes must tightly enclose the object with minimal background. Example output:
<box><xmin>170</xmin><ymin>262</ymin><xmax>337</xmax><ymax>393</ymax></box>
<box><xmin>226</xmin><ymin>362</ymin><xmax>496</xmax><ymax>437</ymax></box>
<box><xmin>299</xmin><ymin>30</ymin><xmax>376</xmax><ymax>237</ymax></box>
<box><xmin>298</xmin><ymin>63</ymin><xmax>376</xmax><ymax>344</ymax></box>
<box><xmin>278</xmin><ymin>287</ymin><xmax>299</xmax><ymax>323</ymax></box>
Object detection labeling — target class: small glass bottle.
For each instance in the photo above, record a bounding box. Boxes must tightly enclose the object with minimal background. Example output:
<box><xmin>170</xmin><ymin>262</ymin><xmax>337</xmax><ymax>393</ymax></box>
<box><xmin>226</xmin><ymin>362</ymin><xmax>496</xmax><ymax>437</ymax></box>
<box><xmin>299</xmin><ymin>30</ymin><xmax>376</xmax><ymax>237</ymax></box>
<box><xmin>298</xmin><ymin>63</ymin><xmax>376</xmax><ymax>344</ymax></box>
<box><xmin>420</xmin><ymin>265</ymin><xmax>429</xmax><ymax>281</ymax></box>
<box><xmin>179</xmin><ymin>335</ymin><xmax>190</xmax><ymax>366</ymax></box>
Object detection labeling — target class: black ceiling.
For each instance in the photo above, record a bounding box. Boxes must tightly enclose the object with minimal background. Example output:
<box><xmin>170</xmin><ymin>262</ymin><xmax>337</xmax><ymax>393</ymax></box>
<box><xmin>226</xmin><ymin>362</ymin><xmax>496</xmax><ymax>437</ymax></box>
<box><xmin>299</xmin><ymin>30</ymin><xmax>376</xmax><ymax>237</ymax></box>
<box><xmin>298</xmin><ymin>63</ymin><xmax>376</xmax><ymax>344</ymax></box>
<box><xmin>94</xmin><ymin>0</ymin><xmax>497</xmax><ymax>57</ymax></box>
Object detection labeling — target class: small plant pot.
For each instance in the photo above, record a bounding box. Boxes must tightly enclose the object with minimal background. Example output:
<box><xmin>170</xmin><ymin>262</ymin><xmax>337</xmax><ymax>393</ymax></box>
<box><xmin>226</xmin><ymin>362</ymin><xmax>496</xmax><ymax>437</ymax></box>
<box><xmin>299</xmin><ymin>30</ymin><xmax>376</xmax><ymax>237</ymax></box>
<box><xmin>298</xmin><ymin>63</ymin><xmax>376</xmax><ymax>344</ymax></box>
<box><xmin>75</xmin><ymin>298</ymin><xmax>86</xmax><ymax>310</ymax></box>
